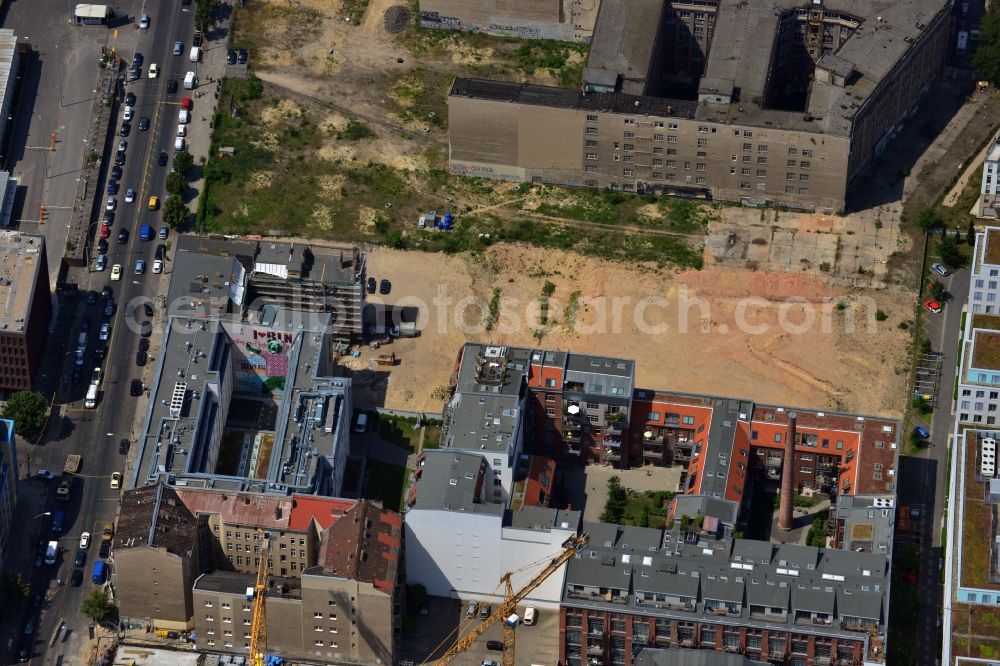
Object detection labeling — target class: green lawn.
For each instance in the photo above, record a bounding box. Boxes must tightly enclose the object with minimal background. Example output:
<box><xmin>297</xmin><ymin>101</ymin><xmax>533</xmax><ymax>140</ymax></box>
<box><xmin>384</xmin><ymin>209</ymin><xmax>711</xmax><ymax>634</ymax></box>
<box><xmin>364</xmin><ymin>460</ymin><xmax>409</xmax><ymax>512</ymax></box>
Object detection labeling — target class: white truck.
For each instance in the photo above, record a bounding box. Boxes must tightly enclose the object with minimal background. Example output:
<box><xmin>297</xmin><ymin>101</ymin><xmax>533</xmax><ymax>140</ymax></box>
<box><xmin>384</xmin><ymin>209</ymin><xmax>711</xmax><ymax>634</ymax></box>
<box><xmin>958</xmin><ymin>30</ymin><xmax>969</xmax><ymax>54</ymax></box>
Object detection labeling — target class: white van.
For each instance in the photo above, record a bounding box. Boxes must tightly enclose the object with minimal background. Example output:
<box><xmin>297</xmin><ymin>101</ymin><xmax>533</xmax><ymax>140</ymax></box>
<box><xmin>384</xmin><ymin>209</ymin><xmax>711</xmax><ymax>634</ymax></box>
<box><xmin>178</xmin><ymin>109</ymin><xmax>190</xmax><ymax>124</ymax></box>
<box><xmin>523</xmin><ymin>606</ymin><xmax>537</xmax><ymax>625</ymax></box>
<box><xmin>183</xmin><ymin>71</ymin><xmax>196</xmax><ymax>90</ymax></box>
<box><xmin>355</xmin><ymin>413</ymin><xmax>368</xmax><ymax>433</ymax></box>
<box><xmin>45</xmin><ymin>540</ymin><xmax>58</xmax><ymax>565</ymax></box>
<box><xmin>175</xmin><ymin>136</ymin><xmax>186</xmax><ymax>152</ymax></box>
<box><xmin>189</xmin><ymin>46</ymin><xmax>201</xmax><ymax>62</ymax></box>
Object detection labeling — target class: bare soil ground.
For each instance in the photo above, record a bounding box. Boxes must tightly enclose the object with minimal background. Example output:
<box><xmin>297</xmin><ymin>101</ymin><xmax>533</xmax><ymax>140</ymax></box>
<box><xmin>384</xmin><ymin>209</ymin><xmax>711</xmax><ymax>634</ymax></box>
<box><xmin>350</xmin><ymin>244</ymin><xmax>911</xmax><ymax>417</ymax></box>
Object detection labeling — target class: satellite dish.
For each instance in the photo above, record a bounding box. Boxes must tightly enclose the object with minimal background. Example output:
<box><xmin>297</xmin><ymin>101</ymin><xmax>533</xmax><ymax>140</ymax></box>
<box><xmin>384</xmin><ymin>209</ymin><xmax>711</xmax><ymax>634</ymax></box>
<box><xmin>567</xmin><ymin>405</ymin><xmax>580</xmax><ymax>414</ymax></box>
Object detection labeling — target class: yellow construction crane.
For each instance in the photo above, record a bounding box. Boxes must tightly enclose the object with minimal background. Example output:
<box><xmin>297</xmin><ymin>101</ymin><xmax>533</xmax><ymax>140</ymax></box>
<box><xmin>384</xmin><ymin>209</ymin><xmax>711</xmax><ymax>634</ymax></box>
<box><xmin>434</xmin><ymin>533</ymin><xmax>590</xmax><ymax>666</ymax></box>
<box><xmin>248</xmin><ymin>528</ymin><xmax>272</xmax><ymax>666</ymax></box>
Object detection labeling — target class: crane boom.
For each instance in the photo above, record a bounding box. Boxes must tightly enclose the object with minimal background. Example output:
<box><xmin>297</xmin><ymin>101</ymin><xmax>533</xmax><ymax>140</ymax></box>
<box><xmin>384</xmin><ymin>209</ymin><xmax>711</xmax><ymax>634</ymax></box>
<box><xmin>249</xmin><ymin>529</ymin><xmax>271</xmax><ymax>666</ymax></box>
<box><xmin>434</xmin><ymin>533</ymin><xmax>590</xmax><ymax>665</ymax></box>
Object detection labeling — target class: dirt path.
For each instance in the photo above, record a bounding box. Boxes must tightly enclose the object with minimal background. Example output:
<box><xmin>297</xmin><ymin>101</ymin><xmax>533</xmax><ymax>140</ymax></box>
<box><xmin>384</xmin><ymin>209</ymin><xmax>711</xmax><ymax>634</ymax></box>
<box><xmin>255</xmin><ymin>71</ymin><xmax>447</xmax><ymax>148</ymax></box>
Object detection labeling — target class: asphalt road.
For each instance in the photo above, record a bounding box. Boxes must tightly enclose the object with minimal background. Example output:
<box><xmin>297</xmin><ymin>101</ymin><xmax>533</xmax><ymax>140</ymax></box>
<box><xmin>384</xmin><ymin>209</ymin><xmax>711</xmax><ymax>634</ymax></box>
<box><xmin>0</xmin><ymin>2</ymin><xmax>195</xmax><ymax>663</ymax></box>
<box><xmin>904</xmin><ymin>262</ymin><xmax>969</xmax><ymax>666</ymax></box>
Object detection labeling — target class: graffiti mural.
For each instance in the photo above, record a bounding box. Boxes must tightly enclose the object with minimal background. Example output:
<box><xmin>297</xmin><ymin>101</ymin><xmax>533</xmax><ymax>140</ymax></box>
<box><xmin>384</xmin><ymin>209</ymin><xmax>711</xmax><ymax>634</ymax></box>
<box><xmin>229</xmin><ymin>328</ymin><xmax>293</xmax><ymax>396</ymax></box>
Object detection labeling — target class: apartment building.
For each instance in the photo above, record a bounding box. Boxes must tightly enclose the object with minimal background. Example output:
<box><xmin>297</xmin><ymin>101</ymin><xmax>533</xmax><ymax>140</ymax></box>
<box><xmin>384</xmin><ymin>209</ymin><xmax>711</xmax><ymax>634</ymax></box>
<box><xmin>957</xmin><ymin>229</ymin><xmax>1000</xmax><ymax>425</ymax></box>
<box><xmin>193</xmin><ymin>501</ymin><xmax>401</xmax><ymax>665</ymax></box>
<box><xmin>560</xmin><ymin>523</ymin><xmax>889</xmax><ymax>666</ymax></box>
<box><xmin>418</xmin><ymin>0</ymin><xmax>600</xmax><ymax>42</ymax></box>
<box><xmin>113</xmin><ymin>484</ymin><xmax>400</xmax><ymax>665</ymax></box>
<box><xmin>447</xmin><ymin>0</ymin><xmax>951</xmax><ymax>212</ymax></box>
<box><xmin>0</xmin><ymin>233</ymin><xmax>50</xmax><ymax>390</ymax></box>
<box><xmin>981</xmin><ymin>135</ymin><xmax>1000</xmax><ymax>219</ymax></box>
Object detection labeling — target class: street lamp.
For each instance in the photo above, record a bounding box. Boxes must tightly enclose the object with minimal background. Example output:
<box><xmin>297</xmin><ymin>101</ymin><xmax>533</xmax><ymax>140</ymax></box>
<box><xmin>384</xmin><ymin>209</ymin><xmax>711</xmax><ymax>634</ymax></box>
<box><xmin>32</xmin><ymin>512</ymin><xmax>51</xmax><ymax>520</ymax></box>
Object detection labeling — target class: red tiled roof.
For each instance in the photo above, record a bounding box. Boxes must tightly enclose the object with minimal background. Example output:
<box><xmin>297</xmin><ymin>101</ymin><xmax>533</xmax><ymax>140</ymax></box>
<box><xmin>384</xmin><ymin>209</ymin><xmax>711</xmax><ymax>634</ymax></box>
<box><xmin>319</xmin><ymin>501</ymin><xmax>402</xmax><ymax>595</ymax></box>
<box><xmin>289</xmin><ymin>495</ymin><xmax>357</xmax><ymax>532</ymax></box>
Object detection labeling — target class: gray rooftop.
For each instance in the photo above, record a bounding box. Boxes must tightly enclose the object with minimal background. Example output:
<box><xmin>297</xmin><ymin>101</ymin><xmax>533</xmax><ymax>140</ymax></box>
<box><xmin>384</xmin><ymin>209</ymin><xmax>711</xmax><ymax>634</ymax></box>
<box><xmin>508</xmin><ymin>505</ymin><xmax>580</xmax><ymax>532</ymax></box>
<box><xmin>584</xmin><ymin>0</ymin><xmax>665</xmax><ymax>95</ymax></box>
<box><xmin>699</xmin><ymin>0</ymin><xmax>779</xmax><ymax>101</ymax></box>
<box><xmin>0</xmin><ymin>232</ymin><xmax>44</xmax><ymax>334</ymax></box>
<box><xmin>834</xmin><ymin>494</ymin><xmax>896</xmax><ymax>555</ymax></box>
<box><xmin>562</xmin><ymin>528</ymin><xmax>889</xmax><ymax>645</ymax></box>
<box><xmin>412</xmin><ymin>450</ymin><xmax>500</xmax><ymax>515</ymax></box>
<box><xmin>131</xmin><ymin>313</ymin><xmax>352</xmax><ymax>496</ymax></box>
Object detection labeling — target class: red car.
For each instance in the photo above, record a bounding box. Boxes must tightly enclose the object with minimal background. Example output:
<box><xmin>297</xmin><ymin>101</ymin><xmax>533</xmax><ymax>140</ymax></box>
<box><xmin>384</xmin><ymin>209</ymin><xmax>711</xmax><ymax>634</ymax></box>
<box><xmin>100</xmin><ymin>224</ymin><xmax>110</xmax><ymax>239</ymax></box>
<box><xmin>180</xmin><ymin>97</ymin><xmax>193</xmax><ymax>110</ymax></box>
<box><xmin>924</xmin><ymin>299</ymin><xmax>942</xmax><ymax>314</ymax></box>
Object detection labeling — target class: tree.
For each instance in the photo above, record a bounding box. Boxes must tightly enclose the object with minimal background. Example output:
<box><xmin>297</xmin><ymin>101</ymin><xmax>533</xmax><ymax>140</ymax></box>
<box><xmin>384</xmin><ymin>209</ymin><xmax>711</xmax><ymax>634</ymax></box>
<box><xmin>973</xmin><ymin>6</ymin><xmax>1000</xmax><ymax>84</ymax></box>
<box><xmin>929</xmin><ymin>280</ymin><xmax>945</xmax><ymax>302</ymax></box>
<box><xmin>968</xmin><ymin>220</ymin><xmax>977</xmax><ymax>246</ymax></box>
<box><xmin>194</xmin><ymin>0</ymin><xmax>218</xmax><ymax>34</ymax></box>
<box><xmin>1</xmin><ymin>391</ymin><xmax>48</xmax><ymax>439</ymax></box>
<box><xmin>939</xmin><ymin>234</ymin><xmax>964</xmax><ymax>268</ymax></box>
<box><xmin>165</xmin><ymin>172</ymin><xmax>186</xmax><ymax>197</ymax></box>
<box><xmin>915</xmin><ymin>208</ymin><xmax>943</xmax><ymax>233</ymax></box>
<box><xmin>599</xmin><ymin>476</ymin><xmax>628</xmax><ymax>524</ymax></box>
<box><xmin>172</xmin><ymin>151</ymin><xmax>194</xmax><ymax>178</ymax></box>
<box><xmin>163</xmin><ymin>195</ymin><xmax>189</xmax><ymax>228</ymax></box>
<box><xmin>0</xmin><ymin>573</ymin><xmax>30</xmax><ymax>611</ymax></box>
<box><xmin>81</xmin><ymin>589</ymin><xmax>116</xmax><ymax>624</ymax></box>
<box><xmin>805</xmin><ymin>511</ymin><xmax>829</xmax><ymax>548</ymax></box>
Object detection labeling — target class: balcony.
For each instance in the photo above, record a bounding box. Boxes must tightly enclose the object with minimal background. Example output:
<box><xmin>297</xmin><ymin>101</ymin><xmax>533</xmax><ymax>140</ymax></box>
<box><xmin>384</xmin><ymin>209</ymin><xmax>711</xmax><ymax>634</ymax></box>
<box><xmin>673</xmin><ymin>449</ymin><xmax>692</xmax><ymax>462</ymax></box>
<box><xmin>606</xmin><ymin>420</ymin><xmax>624</xmax><ymax>436</ymax></box>
<box><xmin>604</xmin><ymin>449</ymin><xmax>621</xmax><ymax>462</ymax></box>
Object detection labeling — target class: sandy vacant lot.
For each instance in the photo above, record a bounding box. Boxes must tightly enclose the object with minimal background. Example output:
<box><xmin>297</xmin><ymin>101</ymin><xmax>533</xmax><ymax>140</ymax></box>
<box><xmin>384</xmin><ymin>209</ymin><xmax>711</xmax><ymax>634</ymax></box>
<box><xmin>351</xmin><ymin>243</ymin><xmax>911</xmax><ymax>418</ymax></box>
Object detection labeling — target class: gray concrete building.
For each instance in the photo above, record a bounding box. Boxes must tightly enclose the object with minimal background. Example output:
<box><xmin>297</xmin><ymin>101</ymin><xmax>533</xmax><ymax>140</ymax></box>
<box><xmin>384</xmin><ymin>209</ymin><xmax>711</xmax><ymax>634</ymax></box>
<box><xmin>419</xmin><ymin>0</ymin><xmax>600</xmax><ymax>41</ymax></box>
<box><xmin>0</xmin><ymin>232</ymin><xmax>51</xmax><ymax>390</ymax></box>
<box><xmin>448</xmin><ymin>0</ymin><xmax>952</xmax><ymax>212</ymax></box>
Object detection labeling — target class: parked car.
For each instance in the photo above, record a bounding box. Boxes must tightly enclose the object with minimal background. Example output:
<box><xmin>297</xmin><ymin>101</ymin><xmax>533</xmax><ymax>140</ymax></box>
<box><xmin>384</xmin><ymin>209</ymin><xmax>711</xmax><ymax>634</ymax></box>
<box><xmin>110</xmin><ymin>472</ymin><xmax>122</xmax><ymax>489</ymax></box>
<box><xmin>167</xmin><ymin>79</ymin><xmax>177</xmax><ymax>94</ymax></box>
<box><xmin>119</xmin><ymin>438</ymin><xmax>130</xmax><ymax>455</ymax></box>
<box><xmin>99</xmin><ymin>224</ymin><xmax>110</xmax><ymax>239</ymax></box>
<box><xmin>159</xmin><ymin>225</ymin><xmax>169</xmax><ymax>239</ymax></box>
<box><xmin>148</xmin><ymin>63</ymin><xmax>158</xmax><ymax>78</ymax></box>
<box><xmin>140</xmin><ymin>320</ymin><xmax>152</xmax><ymax>337</ymax></box>
<box><xmin>104</xmin><ymin>298</ymin><xmax>116</xmax><ymax>317</ymax></box>
<box><xmin>74</xmin><ymin>549</ymin><xmax>86</xmax><ymax>567</ymax></box>
<box><xmin>114</xmin><ymin>150</ymin><xmax>125</xmax><ymax>165</ymax></box>
<box><xmin>138</xmin><ymin>338</ymin><xmax>150</xmax><ymax>352</ymax></box>
<box><xmin>110</xmin><ymin>265</ymin><xmax>121</xmax><ymax>282</ymax></box>
<box><xmin>105</xmin><ymin>196</ymin><xmax>116</xmax><ymax>211</ymax></box>
<box><xmin>35</xmin><ymin>469</ymin><xmax>54</xmax><ymax>480</ymax></box>
<box><xmin>134</xmin><ymin>258</ymin><xmax>145</xmax><ymax>274</ymax></box>
<box><xmin>125</xmin><ymin>92</ymin><xmax>136</xmax><ymax>106</ymax></box>
<box><xmin>103</xmin><ymin>210</ymin><xmax>115</xmax><ymax>225</ymax></box>
<box><xmin>97</xmin><ymin>238</ymin><xmax>109</xmax><ymax>255</ymax></box>
<box><xmin>932</xmin><ymin>262</ymin><xmax>950</xmax><ymax>277</ymax></box>
<box><xmin>119</xmin><ymin>121</ymin><xmax>130</xmax><ymax>136</ymax></box>
<box><xmin>144</xmin><ymin>303</ymin><xmax>154</xmax><ymax>317</ymax></box>
<box><xmin>485</xmin><ymin>641</ymin><xmax>503</xmax><ymax>651</ymax></box>
<box><xmin>192</xmin><ymin>33</ymin><xmax>202</xmax><ymax>48</ymax></box>
<box><xmin>125</xmin><ymin>188</ymin><xmax>136</xmax><ymax>203</ymax></box>
<box><xmin>80</xmin><ymin>532</ymin><xmax>91</xmax><ymax>549</ymax></box>
<box><xmin>238</xmin><ymin>49</ymin><xmax>248</xmax><ymax>64</ymax></box>
<box><xmin>135</xmin><ymin>350</ymin><xmax>147</xmax><ymax>366</ymax></box>
<box><xmin>118</xmin><ymin>138</ymin><xmax>127</xmax><ymax>152</ymax></box>
<box><xmin>139</xmin><ymin>13</ymin><xmax>149</xmax><ymax>29</ymax></box>
<box><xmin>95</xmin><ymin>254</ymin><xmax>107</xmax><ymax>271</ymax></box>
<box><xmin>106</xmin><ymin>179</ymin><xmax>118</xmax><ymax>195</ymax></box>
<box><xmin>99</xmin><ymin>540</ymin><xmax>111</xmax><ymax>558</ymax></box>
<box><xmin>123</xmin><ymin>106</ymin><xmax>133</xmax><ymax>122</ymax></box>
<box><xmin>227</xmin><ymin>49</ymin><xmax>237</xmax><ymax>64</ymax></box>
<box><xmin>379</xmin><ymin>279</ymin><xmax>391</xmax><ymax>295</ymax></box>
<box><xmin>117</xmin><ymin>228</ymin><xmax>129</xmax><ymax>244</ymax></box>
<box><xmin>915</xmin><ymin>426</ymin><xmax>930</xmax><ymax>439</ymax></box>
<box><xmin>924</xmin><ymin>299</ymin><xmax>942</xmax><ymax>314</ymax></box>
<box><xmin>69</xmin><ymin>569</ymin><xmax>83</xmax><ymax>587</ymax></box>
<box><xmin>111</xmin><ymin>165</ymin><xmax>122</xmax><ymax>180</ymax></box>
<box><xmin>366</xmin><ymin>277</ymin><xmax>376</xmax><ymax>293</ymax></box>
<box><xmin>138</xmin><ymin>117</ymin><xmax>149</xmax><ymax>131</ymax></box>
<box><xmin>152</xmin><ymin>259</ymin><xmax>163</xmax><ymax>274</ymax></box>
<box><xmin>99</xmin><ymin>323</ymin><xmax>110</xmax><ymax>341</ymax></box>
<box><xmin>180</xmin><ymin>97</ymin><xmax>193</xmax><ymax>110</ymax></box>
<box><xmin>158</xmin><ymin>150</ymin><xmax>168</xmax><ymax>166</ymax></box>
<box><xmin>173</xmin><ymin>41</ymin><xmax>183</xmax><ymax>56</ymax></box>
<box><xmin>101</xmin><ymin>286</ymin><xmax>112</xmax><ymax>300</ymax></box>
<box><xmin>132</xmin><ymin>53</ymin><xmax>143</xmax><ymax>67</ymax></box>
<box><xmin>130</xmin><ymin>379</ymin><xmax>143</xmax><ymax>396</ymax></box>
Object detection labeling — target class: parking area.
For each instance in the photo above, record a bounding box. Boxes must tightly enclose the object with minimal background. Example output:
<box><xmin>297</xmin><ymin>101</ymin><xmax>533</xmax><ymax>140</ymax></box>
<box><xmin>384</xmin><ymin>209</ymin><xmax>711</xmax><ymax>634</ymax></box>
<box><xmin>398</xmin><ymin>596</ymin><xmax>560</xmax><ymax>666</ymax></box>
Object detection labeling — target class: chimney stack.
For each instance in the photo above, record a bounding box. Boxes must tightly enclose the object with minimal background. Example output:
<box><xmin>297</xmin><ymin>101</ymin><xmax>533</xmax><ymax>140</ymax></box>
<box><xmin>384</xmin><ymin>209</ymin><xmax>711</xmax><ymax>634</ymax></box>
<box><xmin>778</xmin><ymin>412</ymin><xmax>797</xmax><ymax>532</ymax></box>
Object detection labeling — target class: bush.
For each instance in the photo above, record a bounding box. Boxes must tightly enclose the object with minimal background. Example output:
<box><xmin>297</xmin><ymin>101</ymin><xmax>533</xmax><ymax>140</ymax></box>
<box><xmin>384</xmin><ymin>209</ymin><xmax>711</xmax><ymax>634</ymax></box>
<box><xmin>2</xmin><ymin>391</ymin><xmax>48</xmax><ymax>438</ymax></box>
<box><xmin>875</xmin><ymin>309</ymin><xmax>888</xmax><ymax>321</ymax></box>
<box><xmin>338</xmin><ymin>120</ymin><xmax>377</xmax><ymax>141</ymax></box>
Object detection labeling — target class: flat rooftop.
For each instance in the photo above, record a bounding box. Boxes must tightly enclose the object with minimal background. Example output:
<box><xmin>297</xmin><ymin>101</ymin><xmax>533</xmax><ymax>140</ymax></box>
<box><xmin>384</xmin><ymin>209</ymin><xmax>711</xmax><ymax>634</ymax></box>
<box><xmin>585</xmin><ymin>0</ymin><xmax>665</xmax><ymax>95</ymax></box>
<box><xmin>411</xmin><ymin>450</ymin><xmax>500</xmax><ymax>514</ymax></box>
<box><xmin>972</xmin><ymin>330</ymin><xmax>1000</xmax><ymax>372</ymax></box>
<box><xmin>0</xmin><ymin>232</ymin><xmax>44</xmax><ymax>334</ymax></box>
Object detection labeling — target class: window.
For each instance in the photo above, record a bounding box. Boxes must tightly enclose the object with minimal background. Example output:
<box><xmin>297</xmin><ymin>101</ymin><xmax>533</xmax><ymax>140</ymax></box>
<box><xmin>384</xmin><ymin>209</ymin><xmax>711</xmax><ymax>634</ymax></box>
<box><xmin>314</xmin><ymin>640</ymin><xmax>325</xmax><ymax>647</ymax></box>
<box><xmin>653</xmin><ymin>133</ymin><xmax>664</xmax><ymax>141</ymax></box>
<box><xmin>774</xmin><ymin>433</ymin><xmax>782</xmax><ymax>443</ymax></box>
<box><xmin>787</xmin><ymin>172</ymin><xmax>796</xmax><ymax>180</ymax></box>
<box><xmin>757</xmin><ymin>156</ymin><xmax>767</xmax><ymax>165</ymax></box>
<box><xmin>587</xmin><ymin>114</ymin><xmax>598</xmax><ymax>121</ymax></box>
<box><xmin>682</xmin><ymin>416</ymin><xmax>695</xmax><ymax>425</ymax></box>
<box><xmin>757</xmin><ymin>144</ymin><xmax>768</xmax><ymax>152</ymax></box>
<box><xmin>799</xmin><ymin>174</ymin><xmax>810</xmax><ymax>181</ymax></box>
<box><xmin>756</xmin><ymin>169</ymin><xmax>767</xmax><ymax>177</ymax></box>
<box><xmin>623</xmin><ymin>155</ymin><xmax>634</xmax><ymax>163</ymax></box>
<box><xmin>802</xmin><ymin>149</ymin><xmax>813</xmax><ymax>157</ymax></box>
<box><xmin>785</xmin><ymin>186</ymin><xmax>795</xmax><ymax>194</ymax></box>
<box><xmin>545</xmin><ymin>407</ymin><xmax>555</xmax><ymax>416</ymax></box>
<box><xmin>741</xmin><ymin>168</ymin><xmax>751</xmax><ymax>176</ymax></box>
<box><xmin>624</xmin><ymin>118</ymin><xmax>635</xmax><ymax>125</ymax></box>
<box><xmin>623</xmin><ymin>131</ymin><xmax>635</xmax><ymax>139</ymax></box>
<box><xmin>586</xmin><ymin>153</ymin><xmax>597</xmax><ymax>160</ymax></box>
<box><xmin>731</xmin><ymin>168</ymin><xmax>737</xmax><ymax>175</ymax></box>
<box><xmin>743</xmin><ymin>143</ymin><xmax>752</xmax><ymax>151</ymax></box>
<box><xmin>623</xmin><ymin>169</ymin><xmax>634</xmax><ymax>177</ymax></box>
<box><xmin>696</xmin><ymin>176</ymin><xmax>706</xmax><ymax>184</ymax></box>
<box><xmin>586</xmin><ymin>140</ymin><xmax>597</xmax><ymax>148</ymax></box>
<box><xmin>652</xmin><ymin>146</ymin><xmax>663</xmax><ymax>154</ymax></box>
<box><xmin>697</xmin><ymin>163</ymin><xmax>707</xmax><ymax>171</ymax></box>
<box><xmin>314</xmin><ymin>625</ymin><xmax>324</xmax><ymax>632</ymax></box>
<box><xmin>586</xmin><ymin>127</ymin><xmax>598</xmax><ymax>135</ymax></box>
<box><xmin>741</xmin><ymin>181</ymin><xmax>751</xmax><ymax>190</ymax></box>
<box><xmin>697</xmin><ymin>138</ymin><xmax>707</xmax><ymax>146</ymax></box>
<box><xmin>684</xmin><ymin>162</ymin><xmax>691</xmax><ymax>170</ymax></box>
<box><xmin>653</xmin><ymin>158</ymin><xmax>663</xmax><ymax>166</ymax></box>
<box><xmin>742</xmin><ymin>155</ymin><xmax>752</xmax><ymax>162</ymax></box>
<box><xmin>788</xmin><ymin>147</ymin><xmax>798</xmax><ymax>155</ymax></box>
<box><xmin>800</xmin><ymin>161</ymin><xmax>810</xmax><ymax>168</ymax></box>
<box><xmin>698</xmin><ymin>125</ymin><xmax>708</xmax><ymax>133</ymax></box>
<box><xmin>668</xmin><ymin>135</ymin><xmax>678</xmax><ymax>143</ymax></box>
<box><xmin>585</xmin><ymin>165</ymin><xmax>598</xmax><ymax>173</ymax></box>
<box><xmin>799</xmin><ymin>188</ymin><xmax>808</xmax><ymax>195</ymax></box>
<box><xmin>623</xmin><ymin>143</ymin><xmax>634</xmax><ymax>151</ymax></box>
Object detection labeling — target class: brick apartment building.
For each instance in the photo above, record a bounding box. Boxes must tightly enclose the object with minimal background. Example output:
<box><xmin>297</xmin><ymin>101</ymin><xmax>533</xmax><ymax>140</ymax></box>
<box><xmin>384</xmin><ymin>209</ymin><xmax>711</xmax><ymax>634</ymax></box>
<box><xmin>0</xmin><ymin>233</ymin><xmax>50</xmax><ymax>390</ymax></box>
<box><xmin>446</xmin><ymin>0</ymin><xmax>951</xmax><ymax>212</ymax></box>
<box><xmin>113</xmin><ymin>484</ymin><xmax>401</xmax><ymax>665</ymax></box>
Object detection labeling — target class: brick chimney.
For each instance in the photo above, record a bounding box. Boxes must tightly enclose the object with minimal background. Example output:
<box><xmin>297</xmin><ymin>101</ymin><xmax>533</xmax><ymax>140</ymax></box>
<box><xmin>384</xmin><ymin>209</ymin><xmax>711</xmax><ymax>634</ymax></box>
<box><xmin>778</xmin><ymin>412</ymin><xmax>797</xmax><ymax>532</ymax></box>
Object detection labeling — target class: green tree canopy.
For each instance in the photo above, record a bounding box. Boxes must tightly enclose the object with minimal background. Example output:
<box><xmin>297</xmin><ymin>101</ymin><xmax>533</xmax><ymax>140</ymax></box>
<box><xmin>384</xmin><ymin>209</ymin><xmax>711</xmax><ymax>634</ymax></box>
<box><xmin>165</xmin><ymin>171</ymin><xmax>186</xmax><ymax>197</ymax></box>
<box><xmin>974</xmin><ymin>7</ymin><xmax>1000</xmax><ymax>84</ymax></box>
<box><xmin>0</xmin><ymin>573</ymin><xmax>30</xmax><ymax>611</ymax></box>
<box><xmin>939</xmin><ymin>234</ymin><xmax>965</xmax><ymax>268</ymax></box>
<box><xmin>172</xmin><ymin>151</ymin><xmax>194</xmax><ymax>178</ymax></box>
<box><xmin>81</xmin><ymin>589</ymin><xmax>116</xmax><ymax>624</ymax></box>
<box><xmin>1</xmin><ymin>391</ymin><xmax>48</xmax><ymax>438</ymax></box>
<box><xmin>600</xmin><ymin>476</ymin><xmax>628</xmax><ymax>524</ymax></box>
<box><xmin>915</xmin><ymin>208</ymin><xmax>944</xmax><ymax>233</ymax></box>
<box><xmin>163</xmin><ymin>195</ymin><xmax>189</xmax><ymax>228</ymax></box>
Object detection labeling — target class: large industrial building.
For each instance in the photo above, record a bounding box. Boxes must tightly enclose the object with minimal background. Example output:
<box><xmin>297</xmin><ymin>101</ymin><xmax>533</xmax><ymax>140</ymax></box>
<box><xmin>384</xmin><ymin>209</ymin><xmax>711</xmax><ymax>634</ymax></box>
<box><xmin>0</xmin><ymin>232</ymin><xmax>50</xmax><ymax>391</ymax></box>
<box><xmin>129</xmin><ymin>236</ymin><xmax>366</xmax><ymax>496</ymax></box>
<box><xmin>113</xmin><ymin>484</ymin><xmax>401</xmax><ymax>665</ymax></box>
<box><xmin>447</xmin><ymin>0</ymin><xmax>952</xmax><ymax>212</ymax></box>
